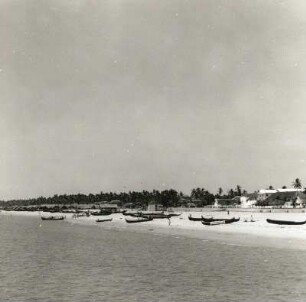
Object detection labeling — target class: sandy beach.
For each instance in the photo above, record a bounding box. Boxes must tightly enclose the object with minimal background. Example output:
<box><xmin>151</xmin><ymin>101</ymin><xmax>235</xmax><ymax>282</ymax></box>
<box><xmin>2</xmin><ymin>209</ymin><xmax>306</xmax><ymax>250</ymax></box>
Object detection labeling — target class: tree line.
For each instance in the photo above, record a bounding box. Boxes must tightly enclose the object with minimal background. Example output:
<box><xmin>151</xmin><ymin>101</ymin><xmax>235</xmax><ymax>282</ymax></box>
<box><xmin>0</xmin><ymin>186</ymin><xmax>248</xmax><ymax>209</ymax></box>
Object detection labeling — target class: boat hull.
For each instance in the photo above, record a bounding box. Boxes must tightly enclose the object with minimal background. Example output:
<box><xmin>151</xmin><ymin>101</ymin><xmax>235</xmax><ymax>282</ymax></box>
<box><xmin>96</xmin><ymin>218</ymin><xmax>113</xmax><ymax>223</ymax></box>
<box><xmin>91</xmin><ymin>212</ymin><xmax>112</xmax><ymax>216</ymax></box>
<box><xmin>202</xmin><ymin>220</ymin><xmax>225</xmax><ymax>226</ymax></box>
<box><xmin>266</xmin><ymin>219</ymin><xmax>306</xmax><ymax>225</ymax></box>
<box><xmin>188</xmin><ymin>215</ymin><xmax>203</xmax><ymax>221</ymax></box>
<box><xmin>41</xmin><ymin>216</ymin><xmax>65</xmax><ymax>221</ymax></box>
<box><xmin>202</xmin><ymin>217</ymin><xmax>240</xmax><ymax>223</ymax></box>
<box><xmin>125</xmin><ymin>217</ymin><xmax>153</xmax><ymax>223</ymax></box>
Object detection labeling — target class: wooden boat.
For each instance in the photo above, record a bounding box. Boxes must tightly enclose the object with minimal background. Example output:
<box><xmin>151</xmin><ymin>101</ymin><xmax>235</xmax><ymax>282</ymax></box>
<box><xmin>202</xmin><ymin>217</ymin><xmax>240</xmax><ymax>223</ymax></box>
<box><xmin>141</xmin><ymin>213</ymin><xmax>171</xmax><ymax>219</ymax></box>
<box><xmin>141</xmin><ymin>211</ymin><xmax>164</xmax><ymax>215</ymax></box>
<box><xmin>91</xmin><ymin>211</ymin><xmax>112</xmax><ymax>216</ymax></box>
<box><xmin>41</xmin><ymin>216</ymin><xmax>65</xmax><ymax>221</ymax></box>
<box><xmin>202</xmin><ymin>220</ymin><xmax>225</xmax><ymax>226</ymax></box>
<box><xmin>96</xmin><ymin>218</ymin><xmax>113</xmax><ymax>223</ymax></box>
<box><xmin>122</xmin><ymin>211</ymin><xmax>142</xmax><ymax>217</ymax></box>
<box><xmin>188</xmin><ymin>215</ymin><xmax>203</xmax><ymax>221</ymax></box>
<box><xmin>224</xmin><ymin>217</ymin><xmax>240</xmax><ymax>224</ymax></box>
<box><xmin>125</xmin><ymin>217</ymin><xmax>153</xmax><ymax>223</ymax></box>
<box><xmin>266</xmin><ymin>218</ymin><xmax>306</xmax><ymax>225</ymax></box>
<box><xmin>123</xmin><ymin>212</ymin><xmax>170</xmax><ymax>219</ymax></box>
<box><xmin>202</xmin><ymin>217</ymin><xmax>239</xmax><ymax>225</ymax></box>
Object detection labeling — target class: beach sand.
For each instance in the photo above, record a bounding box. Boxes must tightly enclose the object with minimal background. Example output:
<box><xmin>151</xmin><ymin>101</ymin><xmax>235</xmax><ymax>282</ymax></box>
<box><xmin>2</xmin><ymin>210</ymin><xmax>306</xmax><ymax>250</ymax></box>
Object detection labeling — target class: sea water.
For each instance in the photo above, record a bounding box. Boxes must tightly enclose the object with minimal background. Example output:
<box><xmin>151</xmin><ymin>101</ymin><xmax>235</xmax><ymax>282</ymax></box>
<box><xmin>0</xmin><ymin>215</ymin><xmax>306</xmax><ymax>302</ymax></box>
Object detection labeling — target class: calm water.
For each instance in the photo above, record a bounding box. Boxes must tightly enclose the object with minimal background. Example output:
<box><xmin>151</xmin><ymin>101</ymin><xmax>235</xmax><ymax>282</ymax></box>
<box><xmin>1</xmin><ymin>215</ymin><xmax>306</xmax><ymax>302</ymax></box>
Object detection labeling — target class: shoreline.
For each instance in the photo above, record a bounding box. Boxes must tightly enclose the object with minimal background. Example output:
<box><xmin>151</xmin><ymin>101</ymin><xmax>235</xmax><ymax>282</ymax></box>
<box><xmin>2</xmin><ymin>210</ymin><xmax>306</xmax><ymax>250</ymax></box>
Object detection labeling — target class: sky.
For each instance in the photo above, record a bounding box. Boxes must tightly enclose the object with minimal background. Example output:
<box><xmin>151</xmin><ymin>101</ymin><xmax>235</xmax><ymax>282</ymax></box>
<box><xmin>1</xmin><ymin>0</ymin><xmax>306</xmax><ymax>200</ymax></box>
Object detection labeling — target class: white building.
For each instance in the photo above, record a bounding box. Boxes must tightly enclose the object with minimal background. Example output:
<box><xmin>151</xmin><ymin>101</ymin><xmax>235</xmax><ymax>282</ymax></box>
<box><xmin>240</xmin><ymin>196</ymin><xmax>257</xmax><ymax>208</ymax></box>
<box><xmin>257</xmin><ymin>188</ymin><xmax>303</xmax><ymax>201</ymax></box>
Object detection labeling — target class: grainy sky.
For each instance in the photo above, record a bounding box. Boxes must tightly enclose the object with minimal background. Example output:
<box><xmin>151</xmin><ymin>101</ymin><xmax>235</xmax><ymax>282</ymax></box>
<box><xmin>1</xmin><ymin>0</ymin><xmax>306</xmax><ymax>200</ymax></box>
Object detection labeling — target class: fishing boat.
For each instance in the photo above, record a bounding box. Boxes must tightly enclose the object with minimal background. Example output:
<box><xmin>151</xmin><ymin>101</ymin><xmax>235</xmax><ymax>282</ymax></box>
<box><xmin>96</xmin><ymin>218</ymin><xmax>113</xmax><ymax>223</ymax></box>
<box><xmin>266</xmin><ymin>218</ymin><xmax>306</xmax><ymax>225</ymax></box>
<box><xmin>188</xmin><ymin>215</ymin><xmax>203</xmax><ymax>221</ymax></box>
<box><xmin>90</xmin><ymin>211</ymin><xmax>112</xmax><ymax>216</ymax></box>
<box><xmin>141</xmin><ymin>213</ymin><xmax>171</xmax><ymax>219</ymax></box>
<box><xmin>201</xmin><ymin>217</ymin><xmax>239</xmax><ymax>225</ymax></box>
<box><xmin>224</xmin><ymin>217</ymin><xmax>240</xmax><ymax>223</ymax></box>
<box><xmin>122</xmin><ymin>211</ymin><xmax>142</xmax><ymax>217</ymax></box>
<box><xmin>202</xmin><ymin>217</ymin><xmax>240</xmax><ymax>223</ymax></box>
<box><xmin>41</xmin><ymin>216</ymin><xmax>65</xmax><ymax>221</ymax></box>
<box><xmin>201</xmin><ymin>220</ymin><xmax>225</xmax><ymax>226</ymax></box>
<box><xmin>125</xmin><ymin>217</ymin><xmax>153</xmax><ymax>223</ymax></box>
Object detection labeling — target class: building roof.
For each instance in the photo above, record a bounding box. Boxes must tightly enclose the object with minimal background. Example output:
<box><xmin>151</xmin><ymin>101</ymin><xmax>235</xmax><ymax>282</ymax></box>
<box><xmin>258</xmin><ymin>189</ymin><xmax>277</xmax><ymax>194</ymax></box>
<box><xmin>265</xmin><ymin>192</ymin><xmax>306</xmax><ymax>206</ymax></box>
<box><xmin>259</xmin><ymin>188</ymin><xmax>303</xmax><ymax>194</ymax></box>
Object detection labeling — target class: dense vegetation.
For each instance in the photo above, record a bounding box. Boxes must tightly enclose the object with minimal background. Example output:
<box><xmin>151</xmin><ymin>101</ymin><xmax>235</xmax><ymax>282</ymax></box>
<box><xmin>1</xmin><ymin>180</ymin><xmax>305</xmax><ymax>209</ymax></box>
<box><xmin>0</xmin><ymin>186</ymin><xmax>246</xmax><ymax>209</ymax></box>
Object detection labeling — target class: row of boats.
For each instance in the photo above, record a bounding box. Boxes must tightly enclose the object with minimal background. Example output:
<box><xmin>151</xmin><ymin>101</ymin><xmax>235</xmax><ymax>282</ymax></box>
<box><xmin>40</xmin><ymin>212</ymin><xmax>306</xmax><ymax>226</ymax></box>
<box><xmin>188</xmin><ymin>215</ymin><xmax>240</xmax><ymax>226</ymax></box>
<box><xmin>124</xmin><ymin>211</ymin><xmax>181</xmax><ymax>223</ymax></box>
<box><xmin>188</xmin><ymin>215</ymin><xmax>306</xmax><ymax>225</ymax></box>
<box><xmin>40</xmin><ymin>211</ymin><xmax>180</xmax><ymax>223</ymax></box>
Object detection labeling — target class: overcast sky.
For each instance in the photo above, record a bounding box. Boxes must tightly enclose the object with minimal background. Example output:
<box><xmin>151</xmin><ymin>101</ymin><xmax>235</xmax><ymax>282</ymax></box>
<box><xmin>1</xmin><ymin>0</ymin><xmax>306</xmax><ymax>200</ymax></box>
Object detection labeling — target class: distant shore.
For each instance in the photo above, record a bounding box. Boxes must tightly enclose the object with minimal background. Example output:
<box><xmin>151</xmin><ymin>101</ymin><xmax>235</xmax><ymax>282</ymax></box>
<box><xmin>2</xmin><ymin>209</ymin><xmax>306</xmax><ymax>250</ymax></box>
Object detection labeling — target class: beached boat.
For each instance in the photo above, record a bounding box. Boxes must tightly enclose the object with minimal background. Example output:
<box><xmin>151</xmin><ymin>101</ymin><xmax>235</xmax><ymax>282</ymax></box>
<box><xmin>91</xmin><ymin>211</ymin><xmax>112</xmax><ymax>216</ymax></box>
<box><xmin>188</xmin><ymin>215</ymin><xmax>203</xmax><ymax>221</ymax></box>
<box><xmin>123</xmin><ymin>211</ymin><xmax>171</xmax><ymax>219</ymax></box>
<box><xmin>225</xmin><ymin>217</ymin><xmax>240</xmax><ymax>223</ymax></box>
<box><xmin>202</xmin><ymin>217</ymin><xmax>240</xmax><ymax>223</ymax></box>
<box><xmin>201</xmin><ymin>220</ymin><xmax>225</xmax><ymax>226</ymax></box>
<box><xmin>266</xmin><ymin>218</ymin><xmax>306</xmax><ymax>225</ymax></box>
<box><xmin>122</xmin><ymin>211</ymin><xmax>142</xmax><ymax>217</ymax></box>
<box><xmin>41</xmin><ymin>216</ymin><xmax>65</xmax><ymax>221</ymax></box>
<box><xmin>96</xmin><ymin>218</ymin><xmax>113</xmax><ymax>223</ymax></box>
<box><xmin>141</xmin><ymin>213</ymin><xmax>171</xmax><ymax>219</ymax></box>
<box><xmin>201</xmin><ymin>217</ymin><xmax>239</xmax><ymax>225</ymax></box>
<box><xmin>125</xmin><ymin>217</ymin><xmax>153</xmax><ymax>223</ymax></box>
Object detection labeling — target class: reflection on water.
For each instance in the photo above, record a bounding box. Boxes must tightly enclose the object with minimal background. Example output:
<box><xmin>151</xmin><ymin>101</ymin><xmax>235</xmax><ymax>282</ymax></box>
<box><xmin>0</xmin><ymin>215</ymin><xmax>306</xmax><ymax>302</ymax></box>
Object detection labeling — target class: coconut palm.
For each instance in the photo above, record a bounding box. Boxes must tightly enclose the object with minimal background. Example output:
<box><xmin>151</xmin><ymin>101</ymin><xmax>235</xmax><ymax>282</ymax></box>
<box><xmin>292</xmin><ymin>178</ymin><xmax>302</xmax><ymax>189</ymax></box>
<box><xmin>292</xmin><ymin>178</ymin><xmax>302</xmax><ymax>208</ymax></box>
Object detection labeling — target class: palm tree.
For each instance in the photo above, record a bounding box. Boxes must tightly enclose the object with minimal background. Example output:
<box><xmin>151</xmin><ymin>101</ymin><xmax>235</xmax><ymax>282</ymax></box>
<box><xmin>236</xmin><ymin>185</ymin><xmax>242</xmax><ymax>196</ymax></box>
<box><xmin>292</xmin><ymin>178</ymin><xmax>302</xmax><ymax>189</ymax></box>
<box><xmin>228</xmin><ymin>189</ymin><xmax>235</xmax><ymax>199</ymax></box>
<box><xmin>292</xmin><ymin>178</ymin><xmax>302</xmax><ymax>208</ymax></box>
